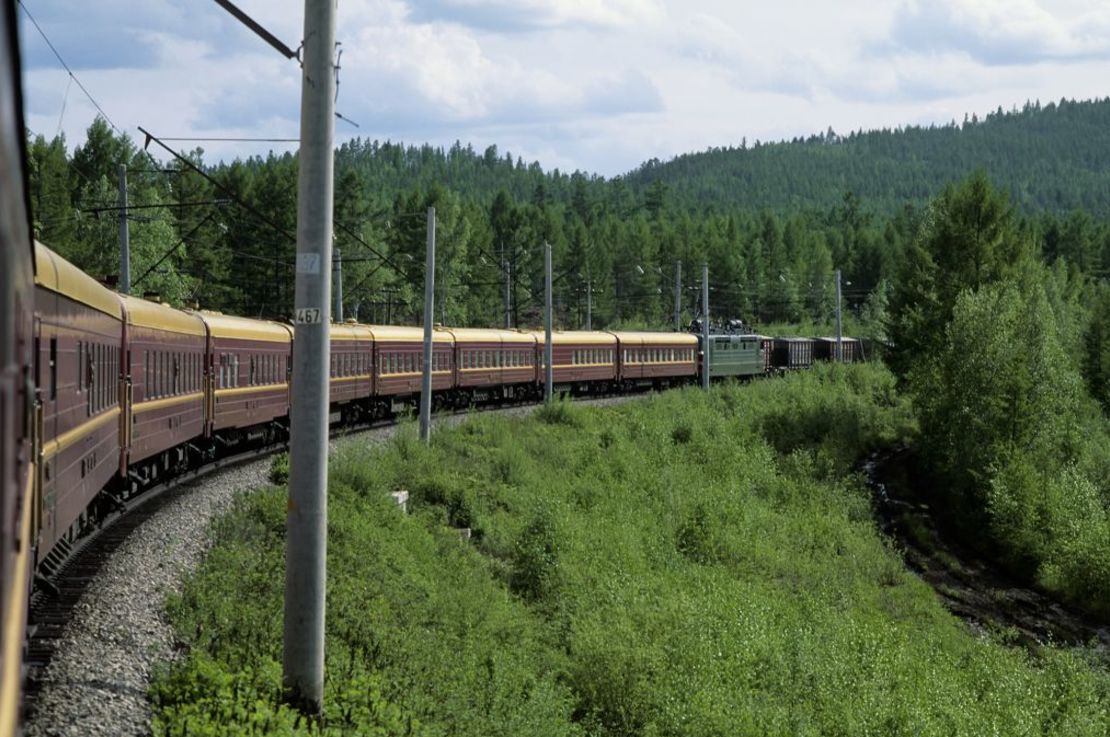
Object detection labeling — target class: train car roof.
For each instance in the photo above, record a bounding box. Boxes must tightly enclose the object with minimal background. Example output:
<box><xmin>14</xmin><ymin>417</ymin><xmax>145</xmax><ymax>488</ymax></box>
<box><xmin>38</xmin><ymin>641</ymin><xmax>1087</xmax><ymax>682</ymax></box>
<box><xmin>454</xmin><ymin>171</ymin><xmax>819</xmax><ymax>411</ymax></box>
<box><xmin>330</xmin><ymin>323</ymin><xmax>375</xmax><ymax>341</ymax></box>
<box><xmin>34</xmin><ymin>241</ymin><xmax>123</xmax><ymax>319</ymax></box>
<box><xmin>774</xmin><ymin>336</ymin><xmax>815</xmax><ymax>343</ymax></box>
<box><xmin>527</xmin><ymin>330</ymin><xmax>617</xmax><ymax>345</ymax></box>
<box><xmin>194</xmin><ymin>311</ymin><xmax>293</xmax><ymax>343</ymax></box>
<box><xmin>813</xmin><ymin>336</ymin><xmax>860</xmax><ymax>343</ymax></box>
<box><xmin>365</xmin><ymin>325</ymin><xmax>453</xmax><ymax>343</ymax></box>
<box><xmin>446</xmin><ymin>328</ymin><xmax>536</xmax><ymax>345</ymax></box>
<box><xmin>609</xmin><ymin>331</ymin><xmax>698</xmax><ymax>346</ymax></box>
<box><xmin>120</xmin><ymin>294</ymin><xmax>206</xmax><ymax>337</ymax></box>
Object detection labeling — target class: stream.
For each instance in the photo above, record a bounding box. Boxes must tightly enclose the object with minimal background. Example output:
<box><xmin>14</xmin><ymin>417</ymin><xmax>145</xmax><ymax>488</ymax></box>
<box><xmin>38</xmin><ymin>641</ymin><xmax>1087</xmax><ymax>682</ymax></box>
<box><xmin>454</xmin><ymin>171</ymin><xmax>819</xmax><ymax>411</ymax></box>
<box><xmin>862</xmin><ymin>448</ymin><xmax>1110</xmax><ymax>656</ymax></box>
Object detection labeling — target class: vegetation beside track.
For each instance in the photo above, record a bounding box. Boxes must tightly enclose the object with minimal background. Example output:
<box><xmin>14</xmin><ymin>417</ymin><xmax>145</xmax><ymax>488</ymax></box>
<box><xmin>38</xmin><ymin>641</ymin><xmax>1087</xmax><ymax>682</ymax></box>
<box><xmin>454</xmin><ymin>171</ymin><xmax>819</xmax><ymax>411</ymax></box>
<box><xmin>152</xmin><ymin>364</ymin><xmax>1110</xmax><ymax>736</ymax></box>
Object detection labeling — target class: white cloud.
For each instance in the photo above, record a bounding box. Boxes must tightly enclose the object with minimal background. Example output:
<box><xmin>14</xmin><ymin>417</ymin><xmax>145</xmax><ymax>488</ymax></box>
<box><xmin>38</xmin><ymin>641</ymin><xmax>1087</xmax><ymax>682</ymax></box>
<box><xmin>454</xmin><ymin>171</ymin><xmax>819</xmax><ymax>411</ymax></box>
<box><xmin>16</xmin><ymin>0</ymin><xmax>1110</xmax><ymax>177</ymax></box>
<box><xmin>409</xmin><ymin>0</ymin><xmax>666</xmax><ymax>31</ymax></box>
<box><xmin>887</xmin><ymin>0</ymin><xmax>1110</xmax><ymax>64</ymax></box>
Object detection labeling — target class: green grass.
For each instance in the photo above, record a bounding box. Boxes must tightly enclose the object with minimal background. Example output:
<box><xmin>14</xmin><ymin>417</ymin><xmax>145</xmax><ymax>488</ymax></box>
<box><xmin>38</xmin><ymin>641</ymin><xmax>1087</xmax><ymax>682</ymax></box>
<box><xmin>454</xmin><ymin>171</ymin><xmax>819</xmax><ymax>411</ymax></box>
<box><xmin>152</xmin><ymin>364</ymin><xmax>1110</xmax><ymax>736</ymax></box>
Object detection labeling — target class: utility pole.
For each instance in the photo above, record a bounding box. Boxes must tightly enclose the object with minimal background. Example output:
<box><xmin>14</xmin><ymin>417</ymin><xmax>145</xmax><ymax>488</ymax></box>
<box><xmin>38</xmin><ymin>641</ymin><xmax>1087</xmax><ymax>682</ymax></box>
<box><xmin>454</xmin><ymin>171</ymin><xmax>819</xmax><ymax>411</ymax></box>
<box><xmin>673</xmin><ymin>260</ymin><xmax>681</xmax><ymax>331</ymax></box>
<box><xmin>585</xmin><ymin>276</ymin><xmax>592</xmax><ymax>331</ymax></box>
<box><xmin>502</xmin><ymin>243</ymin><xmax>511</xmax><ymax>329</ymax></box>
<box><xmin>419</xmin><ymin>207</ymin><xmax>435</xmax><ymax>443</ymax></box>
<box><xmin>835</xmin><ymin>268</ymin><xmax>843</xmax><ymax>362</ymax></box>
<box><xmin>118</xmin><ymin>164</ymin><xmax>130</xmax><ymax>295</ymax></box>
<box><xmin>702</xmin><ymin>263</ymin><xmax>710</xmax><ymax>390</ymax></box>
<box><xmin>333</xmin><ymin>247</ymin><xmax>343</xmax><ymax>322</ymax></box>
<box><xmin>283</xmin><ymin>0</ymin><xmax>335</xmax><ymax>717</ymax></box>
<box><xmin>544</xmin><ymin>242</ymin><xmax>553</xmax><ymax>403</ymax></box>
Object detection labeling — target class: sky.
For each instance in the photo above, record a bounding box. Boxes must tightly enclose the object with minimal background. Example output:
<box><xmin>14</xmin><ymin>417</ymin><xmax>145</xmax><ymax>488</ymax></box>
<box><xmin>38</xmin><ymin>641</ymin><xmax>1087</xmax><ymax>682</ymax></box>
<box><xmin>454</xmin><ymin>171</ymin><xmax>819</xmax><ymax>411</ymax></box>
<box><xmin>17</xmin><ymin>0</ymin><xmax>1110</xmax><ymax>177</ymax></box>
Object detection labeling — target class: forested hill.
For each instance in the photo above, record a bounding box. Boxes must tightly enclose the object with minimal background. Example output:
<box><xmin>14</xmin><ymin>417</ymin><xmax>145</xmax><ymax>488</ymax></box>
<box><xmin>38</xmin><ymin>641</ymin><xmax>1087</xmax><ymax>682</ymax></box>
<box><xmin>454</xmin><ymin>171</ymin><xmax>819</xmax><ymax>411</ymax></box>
<box><xmin>624</xmin><ymin>97</ymin><xmax>1110</xmax><ymax>215</ymax></box>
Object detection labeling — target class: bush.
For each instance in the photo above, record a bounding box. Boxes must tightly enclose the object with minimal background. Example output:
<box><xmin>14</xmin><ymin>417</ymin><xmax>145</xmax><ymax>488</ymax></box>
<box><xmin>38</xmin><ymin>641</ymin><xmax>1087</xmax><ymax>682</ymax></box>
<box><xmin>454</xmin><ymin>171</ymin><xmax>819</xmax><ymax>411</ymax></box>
<box><xmin>155</xmin><ymin>365</ymin><xmax>1110</xmax><ymax>736</ymax></box>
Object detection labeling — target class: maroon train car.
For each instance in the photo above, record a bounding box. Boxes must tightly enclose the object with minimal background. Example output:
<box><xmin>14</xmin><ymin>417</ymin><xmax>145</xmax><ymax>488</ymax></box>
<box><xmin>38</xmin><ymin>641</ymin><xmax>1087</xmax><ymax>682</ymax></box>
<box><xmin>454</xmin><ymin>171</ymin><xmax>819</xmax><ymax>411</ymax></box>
<box><xmin>32</xmin><ymin>243</ymin><xmax>125</xmax><ymax>558</ymax></box>
<box><xmin>612</xmin><ymin>331</ymin><xmax>698</xmax><ymax>386</ymax></box>
<box><xmin>196</xmin><ymin>312</ymin><xmax>293</xmax><ymax>445</ymax></box>
<box><xmin>120</xmin><ymin>295</ymin><xmax>206</xmax><ymax>486</ymax></box>
<box><xmin>449</xmin><ymin>328</ymin><xmax>537</xmax><ymax>403</ymax></box>
<box><xmin>328</xmin><ymin>322</ymin><xmax>375</xmax><ymax>419</ymax></box>
<box><xmin>0</xmin><ymin>7</ymin><xmax>35</xmax><ymax>722</ymax></box>
<box><xmin>530</xmin><ymin>330</ymin><xmax>618</xmax><ymax>393</ymax></box>
<box><xmin>368</xmin><ymin>325</ymin><xmax>454</xmax><ymax>410</ymax></box>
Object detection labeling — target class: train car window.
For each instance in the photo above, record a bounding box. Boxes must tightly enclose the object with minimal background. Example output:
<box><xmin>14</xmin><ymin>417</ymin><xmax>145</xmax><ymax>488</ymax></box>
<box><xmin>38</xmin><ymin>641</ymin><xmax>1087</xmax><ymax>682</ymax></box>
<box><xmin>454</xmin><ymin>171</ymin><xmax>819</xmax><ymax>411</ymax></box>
<box><xmin>78</xmin><ymin>341</ymin><xmax>84</xmax><ymax>393</ymax></box>
<box><xmin>97</xmin><ymin>344</ymin><xmax>104</xmax><ymax>411</ymax></box>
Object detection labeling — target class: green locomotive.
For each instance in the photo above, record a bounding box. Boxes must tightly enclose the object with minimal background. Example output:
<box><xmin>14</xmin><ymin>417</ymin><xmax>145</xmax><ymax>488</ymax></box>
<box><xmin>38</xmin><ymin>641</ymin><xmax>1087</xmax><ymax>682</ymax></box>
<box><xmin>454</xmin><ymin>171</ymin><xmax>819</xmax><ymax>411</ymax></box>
<box><xmin>693</xmin><ymin>320</ymin><xmax>767</xmax><ymax>380</ymax></box>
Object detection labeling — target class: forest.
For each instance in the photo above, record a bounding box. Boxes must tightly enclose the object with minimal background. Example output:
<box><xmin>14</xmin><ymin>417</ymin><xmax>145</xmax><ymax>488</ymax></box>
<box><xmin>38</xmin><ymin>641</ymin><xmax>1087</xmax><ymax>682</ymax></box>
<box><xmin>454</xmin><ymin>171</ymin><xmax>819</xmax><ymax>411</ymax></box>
<box><xmin>25</xmin><ymin>98</ymin><xmax>1110</xmax><ymax>628</ymax></box>
<box><xmin>25</xmin><ymin>97</ymin><xmax>1110</xmax><ymax>335</ymax></box>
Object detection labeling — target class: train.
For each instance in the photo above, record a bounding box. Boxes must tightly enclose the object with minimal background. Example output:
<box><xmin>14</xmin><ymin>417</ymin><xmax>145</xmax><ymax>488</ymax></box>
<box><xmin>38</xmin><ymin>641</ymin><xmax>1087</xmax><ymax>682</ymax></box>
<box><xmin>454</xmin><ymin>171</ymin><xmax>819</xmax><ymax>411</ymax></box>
<box><xmin>0</xmin><ymin>14</ymin><xmax>857</xmax><ymax>735</ymax></box>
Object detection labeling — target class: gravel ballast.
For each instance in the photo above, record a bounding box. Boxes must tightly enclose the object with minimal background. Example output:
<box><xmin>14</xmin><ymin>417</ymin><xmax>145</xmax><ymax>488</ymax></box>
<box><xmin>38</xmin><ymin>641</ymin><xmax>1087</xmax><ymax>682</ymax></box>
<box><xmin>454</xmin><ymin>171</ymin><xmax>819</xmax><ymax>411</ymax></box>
<box><xmin>22</xmin><ymin>395</ymin><xmax>645</xmax><ymax>736</ymax></box>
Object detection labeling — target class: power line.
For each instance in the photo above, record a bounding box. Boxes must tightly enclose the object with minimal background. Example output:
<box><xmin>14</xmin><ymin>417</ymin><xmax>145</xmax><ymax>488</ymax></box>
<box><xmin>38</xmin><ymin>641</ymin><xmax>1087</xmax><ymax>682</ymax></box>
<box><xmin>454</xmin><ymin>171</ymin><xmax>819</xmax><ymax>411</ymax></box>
<box><xmin>139</xmin><ymin>125</ymin><xmax>297</xmax><ymax>244</ymax></box>
<box><xmin>158</xmin><ymin>136</ymin><xmax>299</xmax><ymax>143</ymax></box>
<box><xmin>17</xmin><ymin>0</ymin><xmax>122</xmax><ymax>136</ymax></box>
<box><xmin>133</xmin><ymin>212</ymin><xmax>218</xmax><ymax>288</ymax></box>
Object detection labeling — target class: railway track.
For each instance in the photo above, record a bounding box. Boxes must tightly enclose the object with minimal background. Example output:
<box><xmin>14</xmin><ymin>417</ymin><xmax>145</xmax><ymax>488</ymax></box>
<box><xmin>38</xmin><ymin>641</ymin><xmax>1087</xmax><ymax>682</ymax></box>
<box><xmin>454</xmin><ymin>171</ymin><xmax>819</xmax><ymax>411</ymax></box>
<box><xmin>20</xmin><ymin>394</ymin><xmax>644</xmax><ymax>732</ymax></box>
<box><xmin>22</xmin><ymin>437</ymin><xmax>287</xmax><ymax>714</ymax></box>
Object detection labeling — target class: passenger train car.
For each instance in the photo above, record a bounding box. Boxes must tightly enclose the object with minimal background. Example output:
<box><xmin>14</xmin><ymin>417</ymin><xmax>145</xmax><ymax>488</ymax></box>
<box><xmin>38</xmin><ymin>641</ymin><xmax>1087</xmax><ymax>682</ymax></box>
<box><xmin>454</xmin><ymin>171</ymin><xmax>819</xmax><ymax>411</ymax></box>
<box><xmin>1</xmin><ymin>4</ymin><xmax>37</xmax><ymax>734</ymax></box>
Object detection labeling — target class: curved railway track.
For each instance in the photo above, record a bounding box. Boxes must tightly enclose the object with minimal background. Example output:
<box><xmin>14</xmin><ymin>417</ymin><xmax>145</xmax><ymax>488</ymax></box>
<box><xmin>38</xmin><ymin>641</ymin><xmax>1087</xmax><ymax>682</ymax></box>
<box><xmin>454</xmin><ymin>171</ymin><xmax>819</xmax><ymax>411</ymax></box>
<box><xmin>20</xmin><ymin>395</ymin><xmax>642</xmax><ymax>734</ymax></box>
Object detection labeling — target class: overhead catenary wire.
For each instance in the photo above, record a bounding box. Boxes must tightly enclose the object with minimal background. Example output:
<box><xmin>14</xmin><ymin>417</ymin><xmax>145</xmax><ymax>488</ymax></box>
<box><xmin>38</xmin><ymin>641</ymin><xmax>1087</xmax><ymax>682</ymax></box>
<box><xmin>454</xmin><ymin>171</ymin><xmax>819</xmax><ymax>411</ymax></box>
<box><xmin>132</xmin><ymin>212</ymin><xmax>218</xmax><ymax>288</ymax></box>
<box><xmin>17</xmin><ymin>0</ymin><xmax>123</xmax><ymax>136</ymax></box>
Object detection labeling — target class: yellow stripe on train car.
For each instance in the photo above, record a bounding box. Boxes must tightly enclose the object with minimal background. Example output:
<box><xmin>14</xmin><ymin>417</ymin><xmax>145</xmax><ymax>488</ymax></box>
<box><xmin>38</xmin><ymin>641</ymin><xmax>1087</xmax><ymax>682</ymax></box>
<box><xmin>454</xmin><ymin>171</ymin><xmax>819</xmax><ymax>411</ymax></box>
<box><xmin>131</xmin><ymin>391</ymin><xmax>205</xmax><ymax>415</ymax></box>
<box><xmin>41</xmin><ymin>407</ymin><xmax>121</xmax><ymax>461</ymax></box>
<box><xmin>0</xmin><ymin>470</ymin><xmax>36</xmax><ymax>737</ymax></box>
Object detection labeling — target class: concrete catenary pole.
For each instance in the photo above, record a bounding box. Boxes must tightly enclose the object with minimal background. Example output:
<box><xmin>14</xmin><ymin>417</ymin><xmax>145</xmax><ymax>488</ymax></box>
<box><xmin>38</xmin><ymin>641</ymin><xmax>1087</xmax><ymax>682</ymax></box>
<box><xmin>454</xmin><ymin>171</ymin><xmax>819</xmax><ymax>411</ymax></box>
<box><xmin>585</xmin><ymin>276</ymin><xmax>592</xmax><ymax>331</ymax></box>
<box><xmin>333</xmin><ymin>247</ymin><xmax>343</xmax><ymax>322</ymax></box>
<box><xmin>702</xmin><ymin>262</ymin><xmax>710</xmax><ymax>390</ymax></box>
<box><xmin>419</xmin><ymin>207</ymin><xmax>436</xmax><ymax>443</ymax></box>
<box><xmin>118</xmin><ymin>164</ymin><xmax>130</xmax><ymax>295</ymax></box>
<box><xmin>673</xmin><ymin>259</ymin><xmax>681</xmax><ymax>331</ymax></box>
<box><xmin>283</xmin><ymin>0</ymin><xmax>335</xmax><ymax>716</ymax></box>
<box><xmin>544</xmin><ymin>241</ymin><xmax>553</xmax><ymax>403</ymax></box>
<box><xmin>502</xmin><ymin>243</ymin><xmax>511</xmax><ymax>329</ymax></box>
<box><xmin>835</xmin><ymin>268</ymin><xmax>843</xmax><ymax>362</ymax></box>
